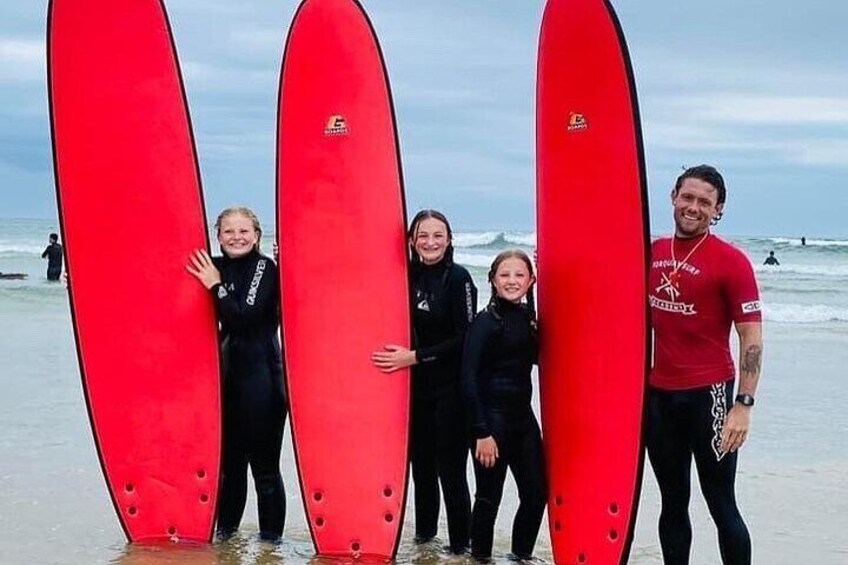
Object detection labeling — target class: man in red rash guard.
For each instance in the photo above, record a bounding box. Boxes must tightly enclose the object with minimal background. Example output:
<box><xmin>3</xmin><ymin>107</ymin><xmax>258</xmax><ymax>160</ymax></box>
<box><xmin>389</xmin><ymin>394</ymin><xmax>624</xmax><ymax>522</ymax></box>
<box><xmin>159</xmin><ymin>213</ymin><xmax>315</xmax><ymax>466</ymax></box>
<box><xmin>647</xmin><ymin>165</ymin><xmax>763</xmax><ymax>565</ymax></box>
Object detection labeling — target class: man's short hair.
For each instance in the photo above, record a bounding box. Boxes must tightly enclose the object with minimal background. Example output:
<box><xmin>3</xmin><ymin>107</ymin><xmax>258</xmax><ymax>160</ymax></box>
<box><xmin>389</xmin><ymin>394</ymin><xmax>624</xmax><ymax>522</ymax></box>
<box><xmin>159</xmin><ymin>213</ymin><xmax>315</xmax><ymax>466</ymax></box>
<box><xmin>674</xmin><ymin>164</ymin><xmax>726</xmax><ymax>205</ymax></box>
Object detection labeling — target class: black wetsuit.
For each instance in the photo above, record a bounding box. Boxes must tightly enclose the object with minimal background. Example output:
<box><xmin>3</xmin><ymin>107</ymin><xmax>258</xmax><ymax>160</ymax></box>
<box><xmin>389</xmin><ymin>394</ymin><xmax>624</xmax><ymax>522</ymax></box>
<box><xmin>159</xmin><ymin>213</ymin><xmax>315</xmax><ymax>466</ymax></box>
<box><xmin>647</xmin><ymin>380</ymin><xmax>751</xmax><ymax>565</ymax></box>
<box><xmin>410</xmin><ymin>259</ymin><xmax>477</xmax><ymax>553</ymax></box>
<box><xmin>460</xmin><ymin>297</ymin><xmax>547</xmax><ymax>560</ymax></box>
<box><xmin>41</xmin><ymin>242</ymin><xmax>63</xmax><ymax>281</ymax></box>
<box><xmin>211</xmin><ymin>249</ymin><xmax>287</xmax><ymax>540</ymax></box>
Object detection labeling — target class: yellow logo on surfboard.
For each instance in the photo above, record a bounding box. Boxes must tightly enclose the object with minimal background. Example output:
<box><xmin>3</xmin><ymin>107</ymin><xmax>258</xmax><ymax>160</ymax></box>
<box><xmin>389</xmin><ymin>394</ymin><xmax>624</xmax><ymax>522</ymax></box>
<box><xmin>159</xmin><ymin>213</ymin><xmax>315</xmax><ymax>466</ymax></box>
<box><xmin>567</xmin><ymin>112</ymin><xmax>588</xmax><ymax>132</ymax></box>
<box><xmin>324</xmin><ymin>115</ymin><xmax>349</xmax><ymax>136</ymax></box>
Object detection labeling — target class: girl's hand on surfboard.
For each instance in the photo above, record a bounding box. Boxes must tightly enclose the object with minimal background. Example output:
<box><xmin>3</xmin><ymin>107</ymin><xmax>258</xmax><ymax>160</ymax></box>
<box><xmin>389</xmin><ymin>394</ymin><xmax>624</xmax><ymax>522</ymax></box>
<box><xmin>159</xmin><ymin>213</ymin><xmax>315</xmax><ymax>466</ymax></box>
<box><xmin>186</xmin><ymin>249</ymin><xmax>222</xmax><ymax>289</ymax></box>
<box><xmin>476</xmin><ymin>437</ymin><xmax>499</xmax><ymax>468</ymax></box>
<box><xmin>370</xmin><ymin>345</ymin><xmax>416</xmax><ymax>373</ymax></box>
<box><xmin>720</xmin><ymin>405</ymin><xmax>751</xmax><ymax>453</ymax></box>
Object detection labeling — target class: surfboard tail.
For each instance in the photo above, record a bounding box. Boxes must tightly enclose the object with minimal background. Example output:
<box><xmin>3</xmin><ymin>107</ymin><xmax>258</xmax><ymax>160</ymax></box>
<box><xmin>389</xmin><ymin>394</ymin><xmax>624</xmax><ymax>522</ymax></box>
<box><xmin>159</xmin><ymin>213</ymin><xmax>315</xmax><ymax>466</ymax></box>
<box><xmin>48</xmin><ymin>0</ymin><xmax>221</xmax><ymax>543</ymax></box>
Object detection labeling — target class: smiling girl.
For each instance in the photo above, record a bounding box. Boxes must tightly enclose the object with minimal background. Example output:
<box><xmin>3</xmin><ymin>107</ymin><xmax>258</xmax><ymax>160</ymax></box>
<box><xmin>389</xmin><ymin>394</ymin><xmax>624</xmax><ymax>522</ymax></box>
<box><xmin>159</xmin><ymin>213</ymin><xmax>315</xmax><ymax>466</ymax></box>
<box><xmin>187</xmin><ymin>206</ymin><xmax>287</xmax><ymax>541</ymax></box>
<box><xmin>460</xmin><ymin>250</ymin><xmax>546</xmax><ymax>561</ymax></box>
<box><xmin>371</xmin><ymin>209</ymin><xmax>477</xmax><ymax>553</ymax></box>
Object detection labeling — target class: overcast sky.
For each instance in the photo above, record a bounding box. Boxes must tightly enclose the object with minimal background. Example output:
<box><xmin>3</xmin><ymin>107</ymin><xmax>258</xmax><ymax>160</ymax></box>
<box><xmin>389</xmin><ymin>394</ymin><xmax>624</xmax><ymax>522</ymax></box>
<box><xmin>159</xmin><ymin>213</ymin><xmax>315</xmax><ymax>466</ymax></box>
<box><xmin>2</xmin><ymin>0</ymin><xmax>847</xmax><ymax>237</ymax></box>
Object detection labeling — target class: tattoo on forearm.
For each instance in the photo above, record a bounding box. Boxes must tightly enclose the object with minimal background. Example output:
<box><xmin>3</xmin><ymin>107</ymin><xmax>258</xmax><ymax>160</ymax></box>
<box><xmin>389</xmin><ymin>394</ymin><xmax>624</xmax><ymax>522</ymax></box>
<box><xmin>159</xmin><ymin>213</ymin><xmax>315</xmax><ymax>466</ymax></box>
<box><xmin>741</xmin><ymin>345</ymin><xmax>762</xmax><ymax>376</ymax></box>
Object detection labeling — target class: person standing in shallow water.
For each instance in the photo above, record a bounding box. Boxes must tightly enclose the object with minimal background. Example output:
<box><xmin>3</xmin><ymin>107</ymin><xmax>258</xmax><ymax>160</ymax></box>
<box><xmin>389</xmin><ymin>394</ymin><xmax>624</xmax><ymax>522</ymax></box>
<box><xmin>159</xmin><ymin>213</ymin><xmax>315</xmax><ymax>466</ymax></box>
<box><xmin>41</xmin><ymin>233</ymin><xmax>63</xmax><ymax>281</ymax></box>
<box><xmin>371</xmin><ymin>209</ymin><xmax>476</xmax><ymax>554</ymax></box>
<box><xmin>461</xmin><ymin>250</ymin><xmax>546</xmax><ymax>562</ymax></box>
<box><xmin>647</xmin><ymin>165</ymin><xmax>763</xmax><ymax>565</ymax></box>
<box><xmin>187</xmin><ymin>207</ymin><xmax>287</xmax><ymax>541</ymax></box>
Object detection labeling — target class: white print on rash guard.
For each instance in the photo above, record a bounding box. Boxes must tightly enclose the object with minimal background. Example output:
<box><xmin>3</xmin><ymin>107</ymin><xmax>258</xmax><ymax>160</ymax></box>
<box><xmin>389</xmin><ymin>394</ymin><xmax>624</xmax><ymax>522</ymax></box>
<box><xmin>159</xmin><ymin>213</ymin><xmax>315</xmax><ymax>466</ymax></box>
<box><xmin>710</xmin><ymin>382</ymin><xmax>728</xmax><ymax>461</ymax></box>
<box><xmin>246</xmin><ymin>259</ymin><xmax>266</xmax><ymax>306</ymax></box>
<box><xmin>651</xmin><ymin>259</ymin><xmax>699</xmax><ymax>316</ymax></box>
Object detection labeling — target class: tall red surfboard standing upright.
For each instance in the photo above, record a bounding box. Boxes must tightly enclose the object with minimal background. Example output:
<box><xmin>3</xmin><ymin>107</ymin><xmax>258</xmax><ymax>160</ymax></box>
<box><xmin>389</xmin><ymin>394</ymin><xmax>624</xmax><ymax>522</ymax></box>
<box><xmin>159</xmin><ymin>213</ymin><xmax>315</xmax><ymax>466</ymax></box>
<box><xmin>537</xmin><ymin>0</ymin><xmax>650</xmax><ymax>563</ymax></box>
<box><xmin>48</xmin><ymin>0</ymin><xmax>221</xmax><ymax>542</ymax></box>
<box><xmin>277</xmin><ymin>0</ymin><xmax>410</xmax><ymax>559</ymax></box>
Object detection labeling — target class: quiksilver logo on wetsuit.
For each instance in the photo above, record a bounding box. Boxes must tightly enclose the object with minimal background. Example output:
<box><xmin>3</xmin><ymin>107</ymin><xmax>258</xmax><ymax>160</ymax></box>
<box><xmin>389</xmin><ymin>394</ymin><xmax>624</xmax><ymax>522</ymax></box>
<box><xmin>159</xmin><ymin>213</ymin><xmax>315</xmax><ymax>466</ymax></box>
<box><xmin>246</xmin><ymin>260</ymin><xmax>266</xmax><ymax>306</ymax></box>
<box><xmin>464</xmin><ymin>282</ymin><xmax>474</xmax><ymax>322</ymax></box>
<box><xmin>324</xmin><ymin>115</ymin><xmax>349</xmax><ymax>136</ymax></box>
<box><xmin>567</xmin><ymin>112</ymin><xmax>588</xmax><ymax>132</ymax></box>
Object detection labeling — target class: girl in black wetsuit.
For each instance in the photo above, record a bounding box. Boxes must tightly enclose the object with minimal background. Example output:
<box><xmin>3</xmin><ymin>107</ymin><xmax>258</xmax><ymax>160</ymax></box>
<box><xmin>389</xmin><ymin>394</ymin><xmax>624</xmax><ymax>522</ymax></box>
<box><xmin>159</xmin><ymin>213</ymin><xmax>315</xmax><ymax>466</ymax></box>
<box><xmin>371</xmin><ymin>210</ymin><xmax>477</xmax><ymax>554</ymax></box>
<box><xmin>187</xmin><ymin>207</ymin><xmax>286</xmax><ymax>541</ymax></box>
<box><xmin>461</xmin><ymin>250</ymin><xmax>547</xmax><ymax>561</ymax></box>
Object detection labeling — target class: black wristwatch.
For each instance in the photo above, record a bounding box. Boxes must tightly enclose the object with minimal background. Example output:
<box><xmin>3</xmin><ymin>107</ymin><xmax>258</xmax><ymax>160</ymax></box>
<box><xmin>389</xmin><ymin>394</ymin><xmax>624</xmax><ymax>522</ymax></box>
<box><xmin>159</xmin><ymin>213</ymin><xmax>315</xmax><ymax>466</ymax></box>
<box><xmin>735</xmin><ymin>393</ymin><xmax>755</xmax><ymax>407</ymax></box>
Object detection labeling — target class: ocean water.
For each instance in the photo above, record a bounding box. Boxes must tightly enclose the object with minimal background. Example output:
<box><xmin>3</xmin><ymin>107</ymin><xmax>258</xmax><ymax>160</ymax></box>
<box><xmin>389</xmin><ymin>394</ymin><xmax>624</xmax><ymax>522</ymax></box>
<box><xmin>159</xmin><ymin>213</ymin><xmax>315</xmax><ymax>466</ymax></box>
<box><xmin>1</xmin><ymin>218</ymin><xmax>847</xmax><ymax>564</ymax></box>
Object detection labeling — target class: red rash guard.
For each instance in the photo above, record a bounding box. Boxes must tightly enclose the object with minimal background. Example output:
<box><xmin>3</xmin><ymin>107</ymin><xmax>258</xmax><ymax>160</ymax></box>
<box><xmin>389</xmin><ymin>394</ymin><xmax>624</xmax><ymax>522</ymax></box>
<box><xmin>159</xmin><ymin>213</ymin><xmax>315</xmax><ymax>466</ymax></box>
<box><xmin>649</xmin><ymin>234</ymin><xmax>762</xmax><ymax>390</ymax></box>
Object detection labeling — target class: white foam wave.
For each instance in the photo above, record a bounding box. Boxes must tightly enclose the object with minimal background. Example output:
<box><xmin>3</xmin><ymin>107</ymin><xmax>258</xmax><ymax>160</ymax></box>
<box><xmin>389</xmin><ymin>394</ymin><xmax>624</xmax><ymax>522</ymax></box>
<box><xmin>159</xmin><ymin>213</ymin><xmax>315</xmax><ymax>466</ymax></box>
<box><xmin>452</xmin><ymin>231</ymin><xmax>536</xmax><ymax>248</ymax></box>
<box><xmin>454</xmin><ymin>252</ymin><xmax>496</xmax><ymax>268</ymax></box>
<box><xmin>756</xmin><ymin>264</ymin><xmax>848</xmax><ymax>277</ymax></box>
<box><xmin>504</xmin><ymin>232</ymin><xmax>537</xmax><ymax>247</ymax></box>
<box><xmin>764</xmin><ymin>303</ymin><xmax>848</xmax><ymax>324</ymax></box>
<box><xmin>452</xmin><ymin>232</ymin><xmax>503</xmax><ymax>248</ymax></box>
<box><xmin>766</xmin><ymin>237</ymin><xmax>848</xmax><ymax>248</ymax></box>
<box><xmin>0</xmin><ymin>242</ymin><xmax>45</xmax><ymax>256</ymax></box>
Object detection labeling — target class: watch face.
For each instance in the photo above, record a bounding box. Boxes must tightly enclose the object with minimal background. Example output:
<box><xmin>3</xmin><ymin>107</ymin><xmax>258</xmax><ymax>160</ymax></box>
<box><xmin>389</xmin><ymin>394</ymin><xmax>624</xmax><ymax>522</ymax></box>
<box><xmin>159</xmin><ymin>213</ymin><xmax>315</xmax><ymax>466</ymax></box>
<box><xmin>736</xmin><ymin>394</ymin><xmax>755</xmax><ymax>406</ymax></box>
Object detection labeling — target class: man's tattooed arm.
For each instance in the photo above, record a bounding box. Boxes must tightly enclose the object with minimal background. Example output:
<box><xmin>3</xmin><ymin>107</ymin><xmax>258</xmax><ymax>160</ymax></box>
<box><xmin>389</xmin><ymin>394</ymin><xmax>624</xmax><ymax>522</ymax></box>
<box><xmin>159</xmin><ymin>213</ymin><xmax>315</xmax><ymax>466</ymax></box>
<box><xmin>736</xmin><ymin>323</ymin><xmax>763</xmax><ymax>396</ymax></box>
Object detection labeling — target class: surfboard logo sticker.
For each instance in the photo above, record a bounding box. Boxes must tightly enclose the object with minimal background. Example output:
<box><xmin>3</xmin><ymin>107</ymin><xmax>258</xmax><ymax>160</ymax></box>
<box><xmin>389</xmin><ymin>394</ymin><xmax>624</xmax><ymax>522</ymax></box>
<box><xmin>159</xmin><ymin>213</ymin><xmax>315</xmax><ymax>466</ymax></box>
<box><xmin>566</xmin><ymin>112</ymin><xmax>588</xmax><ymax>132</ymax></box>
<box><xmin>324</xmin><ymin>115</ymin><xmax>349</xmax><ymax>136</ymax></box>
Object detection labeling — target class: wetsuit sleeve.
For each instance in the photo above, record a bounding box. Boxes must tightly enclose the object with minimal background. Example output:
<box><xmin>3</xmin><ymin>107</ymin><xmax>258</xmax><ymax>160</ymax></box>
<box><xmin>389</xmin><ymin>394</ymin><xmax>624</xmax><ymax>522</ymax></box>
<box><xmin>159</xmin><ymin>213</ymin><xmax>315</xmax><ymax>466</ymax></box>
<box><xmin>724</xmin><ymin>248</ymin><xmax>762</xmax><ymax>324</ymax></box>
<box><xmin>415</xmin><ymin>267</ymin><xmax>478</xmax><ymax>363</ymax></box>
<box><xmin>212</xmin><ymin>258</ymin><xmax>279</xmax><ymax>330</ymax></box>
<box><xmin>41</xmin><ymin>246</ymin><xmax>49</xmax><ymax>259</ymax></box>
<box><xmin>460</xmin><ymin>313</ymin><xmax>497</xmax><ymax>439</ymax></box>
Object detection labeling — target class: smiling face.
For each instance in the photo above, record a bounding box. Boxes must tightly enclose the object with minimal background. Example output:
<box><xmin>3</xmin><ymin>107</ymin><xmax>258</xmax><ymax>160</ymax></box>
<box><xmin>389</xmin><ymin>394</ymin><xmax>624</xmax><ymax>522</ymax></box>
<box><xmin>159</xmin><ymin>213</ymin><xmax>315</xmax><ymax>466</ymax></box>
<box><xmin>217</xmin><ymin>212</ymin><xmax>259</xmax><ymax>259</ymax></box>
<box><xmin>411</xmin><ymin>217</ymin><xmax>450</xmax><ymax>266</ymax></box>
<box><xmin>492</xmin><ymin>256</ymin><xmax>535</xmax><ymax>303</ymax></box>
<box><xmin>671</xmin><ymin>178</ymin><xmax>724</xmax><ymax>238</ymax></box>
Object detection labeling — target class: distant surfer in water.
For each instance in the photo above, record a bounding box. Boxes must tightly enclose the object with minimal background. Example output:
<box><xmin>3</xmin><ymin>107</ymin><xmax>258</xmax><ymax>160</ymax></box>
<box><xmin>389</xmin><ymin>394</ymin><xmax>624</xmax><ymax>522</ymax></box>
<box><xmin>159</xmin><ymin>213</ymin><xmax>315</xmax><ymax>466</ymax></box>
<box><xmin>372</xmin><ymin>209</ymin><xmax>476</xmax><ymax>554</ymax></box>
<box><xmin>461</xmin><ymin>250</ymin><xmax>546</xmax><ymax>562</ymax></box>
<box><xmin>41</xmin><ymin>233</ymin><xmax>63</xmax><ymax>281</ymax></box>
<box><xmin>187</xmin><ymin>206</ymin><xmax>287</xmax><ymax>542</ymax></box>
<box><xmin>763</xmin><ymin>251</ymin><xmax>779</xmax><ymax>266</ymax></box>
<box><xmin>647</xmin><ymin>165</ymin><xmax>763</xmax><ymax>565</ymax></box>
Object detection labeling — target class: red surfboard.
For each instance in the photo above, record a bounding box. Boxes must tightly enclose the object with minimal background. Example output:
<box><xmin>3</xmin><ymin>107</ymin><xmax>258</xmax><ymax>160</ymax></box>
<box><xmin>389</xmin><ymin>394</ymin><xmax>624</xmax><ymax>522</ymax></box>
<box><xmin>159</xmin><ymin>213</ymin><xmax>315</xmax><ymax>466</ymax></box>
<box><xmin>277</xmin><ymin>0</ymin><xmax>409</xmax><ymax>559</ymax></box>
<box><xmin>48</xmin><ymin>0</ymin><xmax>221</xmax><ymax>542</ymax></box>
<box><xmin>537</xmin><ymin>0</ymin><xmax>649</xmax><ymax>563</ymax></box>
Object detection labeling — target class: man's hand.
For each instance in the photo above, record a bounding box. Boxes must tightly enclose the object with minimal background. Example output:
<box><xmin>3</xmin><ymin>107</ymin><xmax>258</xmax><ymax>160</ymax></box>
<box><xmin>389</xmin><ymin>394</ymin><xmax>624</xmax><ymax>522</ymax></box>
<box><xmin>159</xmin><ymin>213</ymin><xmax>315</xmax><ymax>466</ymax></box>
<box><xmin>721</xmin><ymin>404</ymin><xmax>751</xmax><ymax>453</ymax></box>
